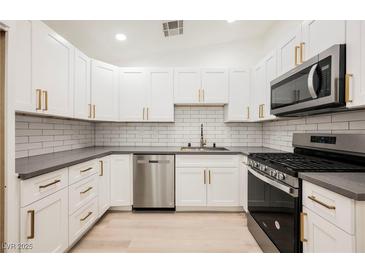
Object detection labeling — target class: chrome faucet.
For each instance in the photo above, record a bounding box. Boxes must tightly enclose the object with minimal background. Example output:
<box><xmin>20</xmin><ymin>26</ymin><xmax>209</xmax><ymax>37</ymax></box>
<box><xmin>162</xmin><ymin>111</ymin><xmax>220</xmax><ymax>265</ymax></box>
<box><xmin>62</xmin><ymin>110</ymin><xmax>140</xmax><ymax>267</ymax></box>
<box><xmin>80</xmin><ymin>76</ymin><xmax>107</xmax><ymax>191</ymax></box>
<box><xmin>200</xmin><ymin>123</ymin><xmax>207</xmax><ymax>147</ymax></box>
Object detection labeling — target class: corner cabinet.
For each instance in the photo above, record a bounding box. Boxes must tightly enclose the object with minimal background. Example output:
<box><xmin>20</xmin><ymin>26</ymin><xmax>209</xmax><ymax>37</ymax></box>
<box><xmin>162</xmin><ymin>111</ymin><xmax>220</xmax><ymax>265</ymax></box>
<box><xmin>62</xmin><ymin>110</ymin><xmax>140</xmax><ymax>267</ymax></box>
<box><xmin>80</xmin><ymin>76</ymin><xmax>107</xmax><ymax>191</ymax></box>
<box><xmin>91</xmin><ymin>59</ymin><xmax>119</xmax><ymax>121</ymax></box>
<box><xmin>224</xmin><ymin>68</ymin><xmax>250</xmax><ymax>122</ymax></box>
<box><xmin>110</xmin><ymin>155</ymin><xmax>133</xmax><ymax>207</ymax></box>
<box><xmin>174</xmin><ymin>68</ymin><xmax>228</xmax><ymax>104</ymax></box>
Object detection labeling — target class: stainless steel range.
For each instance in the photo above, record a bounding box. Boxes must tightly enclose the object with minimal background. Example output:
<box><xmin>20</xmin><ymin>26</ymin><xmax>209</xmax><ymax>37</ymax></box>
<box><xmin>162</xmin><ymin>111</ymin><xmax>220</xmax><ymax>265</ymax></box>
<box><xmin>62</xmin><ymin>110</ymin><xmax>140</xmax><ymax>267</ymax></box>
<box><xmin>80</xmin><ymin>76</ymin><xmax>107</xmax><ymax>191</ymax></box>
<box><xmin>247</xmin><ymin>133</ymin><xmax>365</xmax><ymax>253</ymax></box>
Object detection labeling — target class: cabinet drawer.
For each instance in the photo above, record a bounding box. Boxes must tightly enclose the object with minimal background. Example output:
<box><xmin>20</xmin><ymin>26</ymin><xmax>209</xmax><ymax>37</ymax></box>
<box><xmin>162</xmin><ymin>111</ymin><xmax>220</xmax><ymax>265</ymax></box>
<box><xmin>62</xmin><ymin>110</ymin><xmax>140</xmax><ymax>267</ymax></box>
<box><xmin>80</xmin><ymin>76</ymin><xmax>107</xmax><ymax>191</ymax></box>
<box><xmin>303</xmin><ymin>181</ymin><xmax>355</xmax><ymax>234</ymax></box>
<box><xmin>69</xmin><ymin>174</ymin><xmax>98</xmax><ymax>215</ymax></box>
<box><xmin>21</xmin><ymin>168</ymin><xmax>68</xmax><ymax>207</ymax></box>
<box><xmin>69</xmin><ymin>160</ymin><xmax>98</xmax><ymax>185</ymax></box>
<box><xmin>176</xmin><ymin>155</ymin><xmax>238</xmax><ymax>168</ymax></box>
<box><xmin>69</xmin><ymin>197</ymin><xmax>98</xmax><ymax>245</ymax></box>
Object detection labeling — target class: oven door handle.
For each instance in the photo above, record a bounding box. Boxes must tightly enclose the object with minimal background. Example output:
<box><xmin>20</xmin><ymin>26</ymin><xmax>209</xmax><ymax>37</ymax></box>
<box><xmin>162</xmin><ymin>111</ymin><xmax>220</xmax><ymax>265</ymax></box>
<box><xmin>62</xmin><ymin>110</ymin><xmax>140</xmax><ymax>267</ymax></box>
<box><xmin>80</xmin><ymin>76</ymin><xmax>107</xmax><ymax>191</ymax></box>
<box><xmin>307</xmin><ymin>63</ymin><xmax>318</xmax><ymax>99</ymax></box>
<box><xmin>248</xmin><ymin>167</ymin><xmax>298</xmax><ymax>197</ymax></box>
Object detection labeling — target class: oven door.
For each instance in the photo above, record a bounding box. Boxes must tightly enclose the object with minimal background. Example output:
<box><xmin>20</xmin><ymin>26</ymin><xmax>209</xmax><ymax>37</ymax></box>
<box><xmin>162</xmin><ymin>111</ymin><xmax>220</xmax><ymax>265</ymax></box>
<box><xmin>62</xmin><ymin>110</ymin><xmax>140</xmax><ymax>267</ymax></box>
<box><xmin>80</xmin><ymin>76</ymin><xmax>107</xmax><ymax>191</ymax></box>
<box><xmin>270</xmin><ymin>44</ymin><xmax>345</xmax><ymax>116</ymax></box>
<box><xmin>248</xmin><ymin>167</ymin><xmax>300</xmax><ymax>253</ymax></box>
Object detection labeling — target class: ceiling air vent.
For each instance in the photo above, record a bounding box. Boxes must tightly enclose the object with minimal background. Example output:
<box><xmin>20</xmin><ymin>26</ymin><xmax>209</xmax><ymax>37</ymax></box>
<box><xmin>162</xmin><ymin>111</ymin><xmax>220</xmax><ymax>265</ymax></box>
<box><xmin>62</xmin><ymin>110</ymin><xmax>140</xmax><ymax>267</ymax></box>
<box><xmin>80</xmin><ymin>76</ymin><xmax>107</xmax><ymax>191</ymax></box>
<box><xmin>162</xmin><ymin>20</ymin><xmax>183</xmax><ymax>37</ymax></box>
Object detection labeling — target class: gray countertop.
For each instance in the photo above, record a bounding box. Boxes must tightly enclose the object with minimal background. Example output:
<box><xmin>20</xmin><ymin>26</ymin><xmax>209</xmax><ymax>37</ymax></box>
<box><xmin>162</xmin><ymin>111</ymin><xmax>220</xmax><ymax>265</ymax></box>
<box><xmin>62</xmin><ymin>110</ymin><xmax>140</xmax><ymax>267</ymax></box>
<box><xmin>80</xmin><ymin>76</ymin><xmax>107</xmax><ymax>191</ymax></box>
<box><xmin>299</xmin><ymin>172</ymin><xmax>365</xmax><ymax>201</ymax></box>
<box><xmin>16</xmin><ymin>146</ymin><xmax>283</xmax><ymax>180</ymax></box>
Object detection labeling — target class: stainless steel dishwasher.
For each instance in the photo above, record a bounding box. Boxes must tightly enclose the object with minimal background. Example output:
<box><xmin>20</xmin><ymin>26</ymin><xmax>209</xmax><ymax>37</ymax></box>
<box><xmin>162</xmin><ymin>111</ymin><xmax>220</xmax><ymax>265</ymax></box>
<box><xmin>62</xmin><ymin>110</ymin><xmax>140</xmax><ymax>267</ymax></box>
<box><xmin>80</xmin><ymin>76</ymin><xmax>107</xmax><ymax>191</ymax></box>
<box><xmin>133</xmin><ymin>155</ymin><xmax>175</xmax><ymax>209</ymax></box>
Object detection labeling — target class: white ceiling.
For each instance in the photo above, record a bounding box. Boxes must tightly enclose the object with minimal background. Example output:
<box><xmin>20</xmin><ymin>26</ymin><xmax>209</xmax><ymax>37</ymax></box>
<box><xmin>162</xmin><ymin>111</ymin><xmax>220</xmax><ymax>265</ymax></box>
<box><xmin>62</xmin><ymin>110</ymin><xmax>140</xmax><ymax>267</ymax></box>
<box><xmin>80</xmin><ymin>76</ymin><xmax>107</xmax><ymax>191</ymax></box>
<box><xmin>44</xmin><ymin>20</ymin><xmax>277</xmax><ymax>66</ymax></box>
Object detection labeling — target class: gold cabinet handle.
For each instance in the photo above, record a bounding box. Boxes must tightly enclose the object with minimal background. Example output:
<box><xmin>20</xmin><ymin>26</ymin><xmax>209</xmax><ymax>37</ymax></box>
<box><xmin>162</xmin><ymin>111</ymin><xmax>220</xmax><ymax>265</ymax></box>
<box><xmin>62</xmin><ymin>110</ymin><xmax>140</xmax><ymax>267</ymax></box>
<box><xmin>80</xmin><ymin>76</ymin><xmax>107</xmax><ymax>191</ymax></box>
<box><xmin>80</xmin><ymin>186</ymin><xmax>93</xmax><ymax>194</ymax></box>
<box><xmin>92</xmin><ymin>105</ymin><xmax>96</xmax><ymax>119</ymax></box>
<box><xmin>39</xmin><ymin>179</ymin><xmax>60</xmax><ymax>189</ymax></box>
<box><xmin>42</xmin><ymin>90</ymin><xmax>48</xmax><ymax>111</ymax></box>
<box><xmin>80</xmin><ymin>167</ymin><xmax>93</xmax><ymax>173</ymax></box>
<box><xmin>300</xmin><ymin>42</ymin><xmax>305</xmax><ymax>64</ymax></box>
<box><xmin>202</xmin><ymin>89</ymin><xmax>205</xmax><ymax>102</ymax></box>
<box><xmin>147</xmin><ymin>107</ymin><xmax>149</xmax><ymax>120</ymax></box>
<box><xmin>143</xmin><ymin>107</ymin><xmax>145</xmax><ymax>120</ymax></box>
<box><xmin>88</xmin><ymin>104</ymin><xmax>92</xmax><ymax>118</ymax></box>
<box><xmin>300</xmin><ymin>212</ymin><xmax>307</xmax><ymax>242</ymax></box>
<box><xmin>203</xmin><ymin>169</ymin><xmax>206</xmax><ymax>184</ymax></box>
<box><xmin>308</xmin><ymin>195</ymin><xmax>336</xmax><ymax>210</ymax></box>
<box><xmin>246</xmin><ymin>106</ymin><xmax>250</xmax><ymax>119</ymax></box>
<box><xmin>80</xmin><ymin>211</ymin><xmax>93</xmax><ymax>222</ymax></box>
<box><xmin>198</xmin><ymin>89</ymin><xmax>201</xmax><ymax>102</ymax></box>
<box><xmin>295</xmin><ymin>46</ymin><xmax>300</xmax><ymax>66</ymax></box>
<box><xmin>36</xmin><ymin>89</ymin><xmax>42</xmax><ymax>110</ymax></box>
<box><xmin>99</xmin><ymin>160</ymin><xmax>104</xmax><ymax>176</ymax></box>
<box><xmin>208</xmin><ymin>170</ymin><xmax>211</xmax><ymax>184</ymax></box>
<box><xmin>27</xmin><ymin>210</ymin><xmax>35</xmax><ymax>239</ymax></box>
<box><xmin>345</xmin><ymin>74</ymin><xmax>353</xmax><ymax>103</ymax></box>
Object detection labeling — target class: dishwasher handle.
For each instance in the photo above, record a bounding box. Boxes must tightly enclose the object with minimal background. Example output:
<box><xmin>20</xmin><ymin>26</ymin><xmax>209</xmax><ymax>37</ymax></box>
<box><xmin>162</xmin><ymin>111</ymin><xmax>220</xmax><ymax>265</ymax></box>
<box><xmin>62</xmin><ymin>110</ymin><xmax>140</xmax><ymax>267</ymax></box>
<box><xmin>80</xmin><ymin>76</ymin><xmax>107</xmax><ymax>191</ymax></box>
<box><xmin>137</xmin><ymin>160</ymin><xmax>171</xmax><ymax>164</ymax></box>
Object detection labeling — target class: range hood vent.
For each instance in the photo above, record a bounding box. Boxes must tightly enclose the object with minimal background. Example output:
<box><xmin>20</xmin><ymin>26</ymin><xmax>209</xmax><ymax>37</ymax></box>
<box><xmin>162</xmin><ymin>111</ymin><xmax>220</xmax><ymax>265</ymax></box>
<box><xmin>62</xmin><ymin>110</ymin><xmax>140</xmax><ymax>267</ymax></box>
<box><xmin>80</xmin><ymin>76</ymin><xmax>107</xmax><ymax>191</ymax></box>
<box><xmin>162</xmin><ymin>20</ymin><xmax>183</xmax><ymax>37</ymax></box>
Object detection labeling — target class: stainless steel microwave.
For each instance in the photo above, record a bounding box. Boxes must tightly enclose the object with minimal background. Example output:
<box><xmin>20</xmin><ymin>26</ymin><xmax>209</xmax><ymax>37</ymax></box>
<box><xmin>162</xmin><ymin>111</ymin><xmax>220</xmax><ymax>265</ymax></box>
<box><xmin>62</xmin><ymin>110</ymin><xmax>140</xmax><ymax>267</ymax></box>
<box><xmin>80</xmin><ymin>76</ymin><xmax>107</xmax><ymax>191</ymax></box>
<box><xmin>270</xmin><ymin>44</ymin><xmax>346</xmax><ymax>116</ymax></box>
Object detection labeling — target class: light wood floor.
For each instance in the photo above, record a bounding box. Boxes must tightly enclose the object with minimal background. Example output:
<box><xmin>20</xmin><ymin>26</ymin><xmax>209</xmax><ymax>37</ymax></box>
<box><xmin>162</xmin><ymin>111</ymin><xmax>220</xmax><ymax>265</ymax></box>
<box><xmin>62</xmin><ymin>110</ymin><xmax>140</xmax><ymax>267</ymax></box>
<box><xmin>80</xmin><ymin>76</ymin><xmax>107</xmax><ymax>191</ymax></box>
<box><xmin>70</xmin><ymin>211</ymin><xmax>262</xmax><ymax>253</ymax></box>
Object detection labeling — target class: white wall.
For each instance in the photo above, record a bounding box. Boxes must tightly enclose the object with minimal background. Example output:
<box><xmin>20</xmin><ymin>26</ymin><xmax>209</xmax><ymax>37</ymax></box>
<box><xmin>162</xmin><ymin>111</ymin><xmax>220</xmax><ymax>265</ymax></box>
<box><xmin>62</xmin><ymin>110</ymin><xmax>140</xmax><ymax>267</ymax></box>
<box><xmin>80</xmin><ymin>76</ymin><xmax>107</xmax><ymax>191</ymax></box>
<box><xmin>120</xmin><ymin>39</ymin><xmax>265</xmax><ymax>67</ymax></box>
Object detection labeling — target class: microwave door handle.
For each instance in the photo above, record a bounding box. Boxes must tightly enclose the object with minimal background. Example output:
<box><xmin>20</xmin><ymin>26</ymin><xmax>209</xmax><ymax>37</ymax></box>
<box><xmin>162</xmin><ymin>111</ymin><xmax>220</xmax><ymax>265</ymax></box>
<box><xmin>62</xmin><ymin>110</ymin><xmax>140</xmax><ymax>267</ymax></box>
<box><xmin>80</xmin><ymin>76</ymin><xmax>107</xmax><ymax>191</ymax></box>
<box><xmin>307</xmin><ymin>64</ymin><xmax>318</xmax><ymax>99</ymax></box>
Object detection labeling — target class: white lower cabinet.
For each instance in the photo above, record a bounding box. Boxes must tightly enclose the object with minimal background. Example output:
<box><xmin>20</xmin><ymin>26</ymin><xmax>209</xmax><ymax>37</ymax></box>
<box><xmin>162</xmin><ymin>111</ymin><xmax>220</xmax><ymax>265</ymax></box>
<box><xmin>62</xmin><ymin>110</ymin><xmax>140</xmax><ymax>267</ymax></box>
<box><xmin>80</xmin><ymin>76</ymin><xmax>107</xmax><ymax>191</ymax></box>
<box><xmin>69</xmin><ymin>197</ymin><xmax>98</xmax><ymax>245</ymax></box>
<box><xmin>98</xmin><ymin>156</ymin><xmax>111</xmax><ymax>217</ymax></box>
<box><xmin>302</xmin><ymin>206</ymin><xmax>355</xmax><ymax>253</ymax></box>
<box><xmin>110</xmin><ymin>154</ymin><xmax>132</xmax><ymax>207</ymax></box>
<box><xmin>239</xmin><ymin>156</ymin><xmax>248</xmax><ymax>212</ymax></box>
<box><xmin>175</xmin><ymin>155</ymin><xmax>240</xmax><ymax>209</ymax></box>
<box><xmin>20</xmin><ymin>187</ymin><xmax>69</xmax><ymax>253</ymax></box>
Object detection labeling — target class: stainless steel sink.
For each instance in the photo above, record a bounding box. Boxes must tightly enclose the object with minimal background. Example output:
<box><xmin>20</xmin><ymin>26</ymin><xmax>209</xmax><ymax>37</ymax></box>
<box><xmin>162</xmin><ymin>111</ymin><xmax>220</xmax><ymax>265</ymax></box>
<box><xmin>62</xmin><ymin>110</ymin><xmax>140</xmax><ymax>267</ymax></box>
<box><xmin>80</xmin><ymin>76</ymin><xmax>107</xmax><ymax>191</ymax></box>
<box><xmin>180</xmin><ymin>146</ymin><xmax>229</xmax><ymax>152</ymax></box>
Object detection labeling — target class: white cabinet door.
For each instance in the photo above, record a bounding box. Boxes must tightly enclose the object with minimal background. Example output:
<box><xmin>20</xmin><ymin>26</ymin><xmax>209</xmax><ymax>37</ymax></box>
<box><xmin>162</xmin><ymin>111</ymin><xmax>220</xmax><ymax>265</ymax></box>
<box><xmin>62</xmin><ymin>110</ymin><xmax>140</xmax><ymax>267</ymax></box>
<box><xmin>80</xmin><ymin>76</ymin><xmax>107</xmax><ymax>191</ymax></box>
<box><xmin>110</xmin><ymin>155</ymin><xmax>132</xmax><ymax>207</ymax></box>
<box><xmin>251</xmin><ymin>62</ymin><xmax>265</xmax><ymax>121</ymax></box>
<box><xmin>148</xmin><ymin>68</ymin><xmax>174</xmax><ymax>122</ymax></box>
<box><xmin>346</xmin><ymin>21</ymin><xmax>365</xmax><ymax>108</ymax></box>
<box><xmin>74</xmin><ymin>49</ymin><xmax>91</xmax><ymax>119</ymax></box>
<box><xmin>263</xmin><ymin>51</ymin><xmax>277</xmax><ymax>120</ymax></box>
<box><xmin>91</xmin><ymin>59</ymin><xmax>119</xmax><ymax>121</ymax></box>
<box><xmin>98</xmin><ymin>157</ymin><xmax>111</xmax><ymax>217</ymax></box>
<box><xmin>302</xmin><ymin>207</ymin><xmax>355</xmax><ymax>253</ymax></box>
<box><xmin>15</xmin><ymin>20</ymin><xmax>36</xmax><ymax>113</ymax></box>
<box><xmin>32</xmin><ymin>21</ymin><xmax>74</xmax><ymax>117</ymax></box>
<box><xmin>239</xmin><ymin>159</ymin><xmax>248</xmax><ymax>212</ymax></box>
<box><xmin>119</xmin><ymin>68</ymin><xmax>148</xmax><ymax>121</ymax></box>
<box><xmin>201</xmin><ymin>68</ymin><xmax>228</xmax><ymax>104</ymax></box>
<box><xmin>174</xmin><ymin>68</ymin><xmax>201</xmax><ymax>104</ymax></box>
<box><xmin>20</xmin><ymin>188</ymin><xmax>68</xmax><ymax>253</ymax></box>
<box><xmin>302</xmin><ymin>20</ymin><xmax>346</xmax><ymax>62</ymax></box>
<box><xmin>224</xmin><ymin>68</ymin><xmax>250</xmax><ymax>122</ymax></box>
<box><xmin>176</xmin><ymin>168</ymin><xmax>207</xmax><ymax>206</ymax></box>
<box><xmin>206</xmin><ymin>168</ymin><xmax>239</xmax><ymax>207</ymax></box>
<box><xmin>277</xmin><ymin>26</ymin><xmax>302</xmax><ymax>75</ymax></box>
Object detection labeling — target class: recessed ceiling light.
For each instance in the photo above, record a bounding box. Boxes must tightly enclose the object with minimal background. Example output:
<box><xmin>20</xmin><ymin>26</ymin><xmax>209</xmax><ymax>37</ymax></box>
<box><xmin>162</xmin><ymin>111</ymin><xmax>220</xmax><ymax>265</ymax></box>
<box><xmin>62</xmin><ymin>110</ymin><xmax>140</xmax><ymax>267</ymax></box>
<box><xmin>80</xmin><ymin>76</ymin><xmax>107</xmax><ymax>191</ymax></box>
<box><xmin>227</xmin><ymin>20</ymin><xmax>236</xmax><ymax>23</ymax></box>
<box><xmin>115</xmin><ymin>33</ymin><xmax>127</xmax><ymax>41</ymax></box>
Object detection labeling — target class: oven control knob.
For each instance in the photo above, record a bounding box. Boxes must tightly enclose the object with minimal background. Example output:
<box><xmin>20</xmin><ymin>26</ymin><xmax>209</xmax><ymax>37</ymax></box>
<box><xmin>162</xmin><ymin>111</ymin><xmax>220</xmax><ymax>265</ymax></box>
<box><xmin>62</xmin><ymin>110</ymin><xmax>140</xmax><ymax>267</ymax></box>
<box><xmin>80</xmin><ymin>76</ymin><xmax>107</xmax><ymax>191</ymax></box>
<box><xmin>254</xmin><ymin>162</ymin><xmax>259</xmax><ymax>168</ymax></box>
<box><xmin>260</xmin><ymin>165</ymin><xmax>267</xmax><ymax>171</ymax></box>
<box><xmin>278</xmin><ymin>173</ymin><xmax>286</xmax><ymax>180</ymax></box>
<box><xmin>270</xmin><ymin>170</ymin><xmax>277</xmax><ymax>177</ymax></box>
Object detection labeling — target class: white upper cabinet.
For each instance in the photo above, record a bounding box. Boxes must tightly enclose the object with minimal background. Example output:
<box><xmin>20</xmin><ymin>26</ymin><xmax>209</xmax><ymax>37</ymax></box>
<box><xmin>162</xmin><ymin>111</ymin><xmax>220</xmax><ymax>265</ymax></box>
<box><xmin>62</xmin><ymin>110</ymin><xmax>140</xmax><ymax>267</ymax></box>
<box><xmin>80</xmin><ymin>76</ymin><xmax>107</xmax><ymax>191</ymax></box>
<box><xmin>119</xmin><ymin>68</ymin><xmax>148</xmax><ymax>121</ymax></box>
<box><xmin>224</xmin><ymin>68</ymin><xmax>250</xmax><ymax>122</ymax></box>
<box><xmin>91</xmin><ymin>59</ymin><xmax>119</xmax><ymax>121</ymax></box>
<box><xmin>174</xmin><ymin>68</ymin><xmax>201</xmax><ymax>104</ymax></box>
<box><xmin>263</xmin><ymin>51</ymin><xmax>277</xmax><ymax>120</ymax></box>
<box><xmin>201</xmin><ymin>68</ymin><xmax>228</xmax><ymax>104</ymax></box>
<box><xmin>32</xmin><ymin>21</ymin><xmax>74</xmax><ymax>117</ymax></box>
<box><xmin>251</xmin><ymin>62</ymin><xmax>265</xmax><ymax>121</ymax></box>
<box><xmin>14</xmin><ymin>21</ymin><xmax>35</xmax><ymax>113</ymax></box>
<box><xmin>301</xmin><ymin>20</ymin><xmax>346</xmax><ymax>62</ymax></box>
<box><xmin>119</xmin><ymin>67</ymin><xmax>174</xmax><ymax>122</ymax></box>
<box><xmin>74</xmin><ymin>49</ymin><xmax>91</xmax><ymax>119</ymax></box>
<box><xmin>276</xmin><ymin>26</ymin><xmax>302</xmax><ymax>75</ymax></box>
<box><xmin>148</xmin><ymin>68</ymin><xmax>174</xmax><ymax>122</ymax></box>
<box><xmin>346</xmin><ymin>21</ymin><xmax>365</xmax><ymax>108</ymax></box>
<box><xmin>174</xmin><ymin>68</ymin><xmax>228</xmax><ymax>104</ymax></box>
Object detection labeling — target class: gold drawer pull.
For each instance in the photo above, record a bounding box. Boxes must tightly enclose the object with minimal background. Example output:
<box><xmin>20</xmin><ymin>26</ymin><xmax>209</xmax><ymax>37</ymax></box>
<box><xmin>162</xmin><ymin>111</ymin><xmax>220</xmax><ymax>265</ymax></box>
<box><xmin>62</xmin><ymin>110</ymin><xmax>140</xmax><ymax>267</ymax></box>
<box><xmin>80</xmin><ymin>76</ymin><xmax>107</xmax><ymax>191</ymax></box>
<box><xmin>308</xmin><ymin>195</ymin><xmax>336</xmax><ymax>210</ymax></box>
<box><xmin>80</xmin><ymin>167</ymin><xmax>93</xmax><ymax>173</ymax></box>
<box><xmin>27</xmin><ymin>210</ymin><xmax>35</xmax><ymax>239</ymax></box>
<box><xmin>39</xmin><ymin>179</ymin><xmax>60</xmax><ymax>189</ymax></box>
<box><xmin>80</xmin><ymin>211</ymin><xmax>93</xmax><ymax>222</ymax></box>
<box><xmin>80</xmin><ymin>186</ymin><xmax>93</xmax><ymax>194</ymax></box>
<box><xmin>300</xmin><ymin>212</ymin><xmax>307</xmax><ymax>242</ymax></box>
